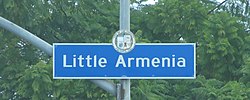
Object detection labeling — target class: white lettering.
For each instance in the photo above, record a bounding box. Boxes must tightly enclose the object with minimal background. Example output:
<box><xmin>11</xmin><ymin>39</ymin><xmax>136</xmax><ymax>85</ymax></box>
<box><xmin>99</xmin><ymin>58</ymin><xmax>107</xmax><ymax>67</ymax></box>
<box><xmin>151</xmin><ymin>57</ymin><xmax>160</xmax><ymax>67</ymax></box>
<box><xmin>172</xmin><ymin>55</ymin><xmax>175</xmax><ymax>67</ymax></box>
<box><xmin>115</xmin><ymin>55</ymin><xmax>186</xmax><ymax>68</ymax></box>
<box><xmin>128</xmin><ymin>58</ymin><xmax>134</xmax><ymax>67</ymax></box>
<box><xmin>177</xmin><ymin>58</ymin><xmax>186</xmax><ymax>67</ymax></box>
<box><xmin>78</xmin><ymin>55</ymin><xmax>84</xmax><ymax>67</ymax></box>
<box><xmin>94</xmin><ymin>55</ymin><xmax>97</xmax><ymax>67</ymax></box>
<box><xmin>136</xmin><ymin>57</ymin><xmax>150</xmax><ymax>67</ymax></box>
<box><xmin>162</xmin><ymin>57</ymin><xmax>170</xmax><ymax>67</ymax></box>
<box><xmin>86</xmin><ymin>55</ymin><xmax>92</xmax><ymax>67</ymax></box>
<box><xmin>62</xmin><ymin>54</ymin><xmax>186</xmax><ymax>68</ymax></box>
<box><xmin>63</xmin><ymin>55</ymin><xmax>72</xmax><ymax>67</ymax></box>
<box><xmin>62</xmin><ymin>54</ymin><xmax>107</xmax><ymax>68</ymax></box>
<box><xmin>115</xmin><ymin>55</ymin><xmax>126</xmax><ymax>67</ymax></box>
<box><xmin>73</xmin><ymin>55</ymin><xmax>76</xmax><ymax>67</ymax></box>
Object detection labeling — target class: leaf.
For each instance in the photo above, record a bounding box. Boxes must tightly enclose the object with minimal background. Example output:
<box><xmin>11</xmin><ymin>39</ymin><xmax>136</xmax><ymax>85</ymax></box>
<box><xmin>32</xmin><ymin>79</ymin><xmax>40</xmax><ymax>93</ymax></box>
<box><xmin>3</xmin><ymin>0</ymin><xmax>14</xmax><ymax>8</ymax></box>
<box><xmin>42</xmin><ymin>75</ymin><xmax>52</xmax><ymax>83</ymax></box>
<box><xmin>54</xmin><ymin>90</ymin><xmax>61</xmax><ymax>98</ymax></box>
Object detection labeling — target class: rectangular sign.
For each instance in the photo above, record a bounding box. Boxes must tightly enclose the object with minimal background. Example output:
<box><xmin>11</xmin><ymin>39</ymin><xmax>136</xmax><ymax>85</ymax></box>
<box><xmin>53</xmin><ymin>43</ymin><xmax>196</xmax><ymax>79</ymax></box>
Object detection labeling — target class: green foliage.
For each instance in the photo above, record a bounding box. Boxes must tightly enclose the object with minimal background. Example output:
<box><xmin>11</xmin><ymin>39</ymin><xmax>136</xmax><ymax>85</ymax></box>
<box><xmin>17</xmin><ymin>61</ymin><xmax>52</xmax><ymax>99</ymax></box>
<box><xmin>131</xmin><ymin>80</ymin><xmax>171</xmax><ymax>100</ymax></box>
<box><xmin>132</xmin><ymin>76</ymin><xmax>250</xmax><ymax>99</ymax></box>
<box><xmin>240</xmin><ymin>35</ymin><xmax>250</xmax><ymax>84</ymax></box>
<box><xmin>135</xmin><ymin>0</ymin><xmax>208</xmax><ymax>43</ymax></box>
<box><xmin>199</xmin><ymin>12</ymin><xmax>247</xmax><ymax>81</ymax></box>
<box><xmin>190</xmin><ymin>76</ymin><xmax>250</xmax><ymax>100</ymax></box>
<box><xmin>220</xmin><ymin>0</ymin><xmax>250</xmax><ymax>28</ymax></box>
<box><xmin>0</xmin><ymin>0</ymin><xmax>250</xmax><ymax>99</ymax></box>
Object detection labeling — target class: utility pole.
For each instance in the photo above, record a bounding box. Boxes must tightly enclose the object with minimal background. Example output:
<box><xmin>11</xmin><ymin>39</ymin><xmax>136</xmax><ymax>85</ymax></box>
<box><xmin>116</xmin><ymin>0</ymin><xmax>131</xmax><ymax>100</ymax></box>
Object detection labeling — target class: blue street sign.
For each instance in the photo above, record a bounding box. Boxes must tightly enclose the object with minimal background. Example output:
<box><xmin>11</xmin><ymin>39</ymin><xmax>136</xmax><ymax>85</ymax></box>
<box><xmin>53</xmin><ymin>43</ymin><xmax>196</xmax><ymax>79</ymax></box>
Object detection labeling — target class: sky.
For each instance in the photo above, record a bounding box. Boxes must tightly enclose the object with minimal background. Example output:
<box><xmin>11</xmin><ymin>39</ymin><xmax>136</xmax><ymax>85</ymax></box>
<box><xmin>143</xmin><ymin>0</ymin><xmax>158</xmax><ymax>5</ymax></box>
<box><xmin>144</xmin><ymin>0</ymin><xmax>225</xmax><ymax>4</ymax></box>
<box><xmin>217</xmin><ymin>0</ymin><xmax>224</xmax><ymax>3</ymax></box>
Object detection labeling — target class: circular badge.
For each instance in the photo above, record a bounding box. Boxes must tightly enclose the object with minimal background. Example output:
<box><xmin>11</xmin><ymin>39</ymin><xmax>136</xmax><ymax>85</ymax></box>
<box><xmin>112</xmin><ymin>30</ymin><xmax>136</xmax><ymax>53</ymax></box>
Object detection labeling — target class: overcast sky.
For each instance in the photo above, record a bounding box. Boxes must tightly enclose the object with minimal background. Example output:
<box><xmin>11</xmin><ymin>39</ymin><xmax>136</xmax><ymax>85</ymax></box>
<box><xmin>144</xmin><ymin>0</ymin><xmax>225</xmax><ymax>5</ymax></box>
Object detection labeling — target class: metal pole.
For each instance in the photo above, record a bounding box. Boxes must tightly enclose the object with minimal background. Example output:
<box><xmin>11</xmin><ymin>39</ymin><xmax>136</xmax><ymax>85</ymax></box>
<box><xmin>0</xmin><ymin>17</ymin><xmax>52</xmax><ymax>55</ymax></box>
<box><xmin>120</xmin><ymin>0</ymin><xmax>130</xmax><ymax>31</ymax></box>
<box><xmin>90</xmin><ymin>80</ymin><xmax>116</xmax><ymax>96</ymax></box>
<box><xmin>116</xmin><ymin>84</ymin><xmax>122</xmax><ymax>100</ymax></box>
<box><xmin>121</xmin><ymin>79</ymin><xmax>130</xmax><ymax>100</ymax></box>
<box><xmin>0</xmin><ymin>16</ymin><xmax>117</xmax><ymax>96</ymax></box>
<box><xmin>119</xmin><ymin>0</ymin><xmax>131</xmax><ymax>100</ymax></box>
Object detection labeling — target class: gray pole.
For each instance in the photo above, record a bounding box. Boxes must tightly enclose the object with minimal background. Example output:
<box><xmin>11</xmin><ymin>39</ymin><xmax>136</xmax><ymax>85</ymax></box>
<box><xmin>116</xmin><ymin>84</ymin><xmax>122</xmax><ymax>99</ymax></box>
<box><xmin>90</xmin><ymin>80</ymin><xmax>116</xmax><ymax>96</ymax></box>
<box><xmin>120</xmin><ymin>0</ymin><xmax>130</xmax><ymax>31</ymax></box>
<box><xmin>0</xmin><ymin>16</ymin><xmax>117</xmax><ymax>96</ymax></box>
<box><xmin>0</xmin><ymin>17</ymin><xmax>52</xmax><ymax>55</ymax></box>
<box><xmin>119</xmin><ymin>0</ymin><xmax>131</xmax><ymax>100</ymax></box>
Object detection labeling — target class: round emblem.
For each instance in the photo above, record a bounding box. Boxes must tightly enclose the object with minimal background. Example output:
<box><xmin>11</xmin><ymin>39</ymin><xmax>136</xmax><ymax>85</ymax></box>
<box><xmin>112</xmin><ymin>30</ymin><xmax>136</xmax><ymax>53</ymax></box>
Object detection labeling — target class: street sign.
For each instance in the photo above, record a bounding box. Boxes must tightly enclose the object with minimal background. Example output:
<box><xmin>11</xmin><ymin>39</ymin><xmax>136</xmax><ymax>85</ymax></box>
<box><xmin>53</xmin><ymin>43</ymin><xmax>196</xmax><ymax>79</ymax></box>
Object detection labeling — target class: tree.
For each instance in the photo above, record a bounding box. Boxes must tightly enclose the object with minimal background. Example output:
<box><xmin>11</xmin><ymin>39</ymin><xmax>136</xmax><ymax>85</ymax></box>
<box><xmin>198</xmin><ymin>12</ymin><xmax>247</xmax><ymax>81</ymax></box>
<box><xmin>0</xmin><ymin>0</ymin><xmax>118</xmax><ymax>99</ymax></box>
<box><xmin>0</xmin><ymin>0</ymin><xmax>250</xmax><ymax>99</ymax></box>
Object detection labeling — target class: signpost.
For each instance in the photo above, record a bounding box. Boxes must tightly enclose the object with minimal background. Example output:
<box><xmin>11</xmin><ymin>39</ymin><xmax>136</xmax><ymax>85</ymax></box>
<box><xmin>53</xmin><ymin>43</ymin><xmax>196</xmax><ymax>79</ymax></box>
<box><xmin>118</xmin><ymin>0</ymin><xmax>132</xmax><ymax>99</ymax></box>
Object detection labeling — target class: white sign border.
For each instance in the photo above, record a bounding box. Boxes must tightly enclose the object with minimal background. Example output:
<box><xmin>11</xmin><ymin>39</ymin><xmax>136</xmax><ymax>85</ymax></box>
<box><xmin>53</xmin><ymin>43</ymin><xmax>196</xmax><ymax>79</ymax></box>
